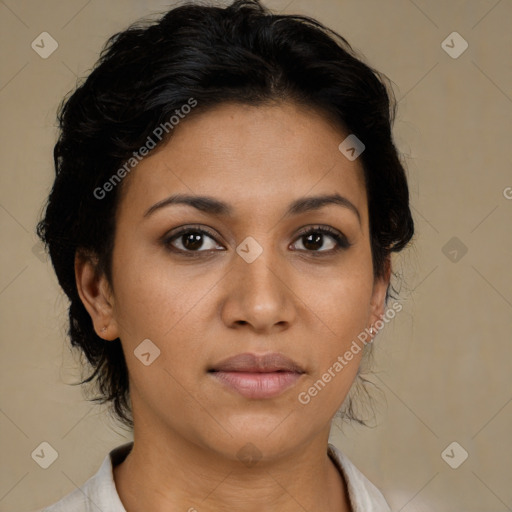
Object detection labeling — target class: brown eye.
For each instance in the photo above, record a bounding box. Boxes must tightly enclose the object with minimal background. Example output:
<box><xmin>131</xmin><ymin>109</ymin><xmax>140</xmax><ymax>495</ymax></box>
<box><xmin>179</xmin><ymin>232</ymin><xmax>207</xmax><ymax>251</ymax></box>
<box><xmin>165</xmin><ymin>227</ymin><xmax>224</xmax><ymax>253</ymax></box>
<box><xmin>291</xmin><ymin>226</ymin><xmax>351</xmax><ymax>253</ymax></box>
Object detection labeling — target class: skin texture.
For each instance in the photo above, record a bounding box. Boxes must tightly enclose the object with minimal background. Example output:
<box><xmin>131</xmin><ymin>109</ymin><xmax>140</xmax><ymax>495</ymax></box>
<box><xmin>75</xmin><ymin>101</ymin><xmax>390</xmax><ymax>512</ymax></box>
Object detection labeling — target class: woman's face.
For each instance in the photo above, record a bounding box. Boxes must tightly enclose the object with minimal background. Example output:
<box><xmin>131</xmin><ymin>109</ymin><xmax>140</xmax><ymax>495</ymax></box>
<box><xmin>85</xmin><ymin>101</ymin><xmax>388</xmax><ymax>461</ymax></box>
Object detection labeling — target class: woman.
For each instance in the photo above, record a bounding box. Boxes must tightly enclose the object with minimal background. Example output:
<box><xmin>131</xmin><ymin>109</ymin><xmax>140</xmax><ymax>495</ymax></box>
<box><xmin>36</xmin><ymin>0</ymin><xmax>414</xmax><ymax>510</ymax></box>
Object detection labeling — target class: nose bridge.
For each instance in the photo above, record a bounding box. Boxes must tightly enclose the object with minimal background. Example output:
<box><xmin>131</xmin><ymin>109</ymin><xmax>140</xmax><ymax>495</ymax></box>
<box><xmin>221</xmin><ymin>233</ymin><xmax>295</xmax><ymax>331</ymax></box>
<box><xmin>253</xmin><ymin>258</ymin><xmax>281</xmax><ymax>291</ymax></box>
<box><xmin>236</xmin><ymin>235</ymin><xmax>284</xmax><ymax>302</ymax></box>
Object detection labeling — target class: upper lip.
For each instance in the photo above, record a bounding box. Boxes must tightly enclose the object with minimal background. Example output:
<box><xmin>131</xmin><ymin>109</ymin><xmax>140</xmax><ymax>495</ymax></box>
<box><xmin>209</xmin><ymin>353</ymin><xmax>305</xmax><ymax>373</ymax></box>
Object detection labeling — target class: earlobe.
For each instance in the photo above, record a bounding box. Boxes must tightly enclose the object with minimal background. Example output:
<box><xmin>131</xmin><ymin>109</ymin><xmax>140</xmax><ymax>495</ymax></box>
<box><xmin>74</xmin><ymin>252</ymin><xmax>119</xmax><ymax>341</ymax></box>
<box><xmin>369</xmin><ymin>257</ymin><xmax>391</xmax><ymax>333</ymax></box>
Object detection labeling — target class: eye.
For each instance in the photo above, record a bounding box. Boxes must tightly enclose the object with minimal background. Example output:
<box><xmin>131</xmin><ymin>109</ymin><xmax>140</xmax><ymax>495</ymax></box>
<box><xmin>164</xmin><ymin>226</ymin><xmax>224</xmax><ymax>254</ymax></box>
<box><xmin>163</xmin><ymin>224</ymin><xmax>351</xmax><ymax>256</ymax></box>
<box><xmin>290</xmin><ymin>226</ymin><xmax>351</xmax><ymax>254</ymax></box>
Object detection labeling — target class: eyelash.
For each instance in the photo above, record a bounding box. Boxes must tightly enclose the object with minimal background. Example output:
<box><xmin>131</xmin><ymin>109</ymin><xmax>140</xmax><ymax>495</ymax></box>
<box><xmin>163</xmin><ymin>224</ymin><xmax>351</xmax><ymax>257</ymax></box>
<box><xmin>294</xmin><ymin>225</ymin><xmax>352</xmax><ymax>256</ymax></box>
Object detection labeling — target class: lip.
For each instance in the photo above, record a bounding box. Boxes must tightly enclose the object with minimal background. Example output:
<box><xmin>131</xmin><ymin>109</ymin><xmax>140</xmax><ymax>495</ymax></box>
<box><xmin>209</xmin><ymin>352</ymin><xmax>305</xmax><ymax>399</ymax></box>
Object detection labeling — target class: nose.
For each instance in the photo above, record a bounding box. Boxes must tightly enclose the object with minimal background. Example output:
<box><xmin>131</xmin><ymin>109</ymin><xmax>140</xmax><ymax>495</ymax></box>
<box><xmin>219</xmin><ymin>246</ymin><xmax>297</xmax><ymax>334</ymax></box>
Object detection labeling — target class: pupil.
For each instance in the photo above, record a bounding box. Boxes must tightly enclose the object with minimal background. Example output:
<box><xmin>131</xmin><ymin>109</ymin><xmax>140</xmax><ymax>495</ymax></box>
<box><xmin>304</xmin><ymin>233</ymin><xmax>322</xmax><ymax>251</ymax></box>
<box><xmin>183</xmin><ymin>232</ymin><xmax>203</xmax><ymax>250</ymax></box>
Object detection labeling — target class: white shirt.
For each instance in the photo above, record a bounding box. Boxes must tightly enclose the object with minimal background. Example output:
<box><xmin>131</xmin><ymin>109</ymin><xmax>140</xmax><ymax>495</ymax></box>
<box><xmin>36</xmin><ymin>442</ymin><xmax>391</xmax><ymax>512</ymax></box>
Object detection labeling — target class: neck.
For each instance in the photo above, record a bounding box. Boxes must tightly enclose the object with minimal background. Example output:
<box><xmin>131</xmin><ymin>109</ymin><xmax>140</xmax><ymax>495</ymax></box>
<box><xmin>113</xmin><ymin>424</ymin><xmax>352</xmax><ymax>511</ymax></box>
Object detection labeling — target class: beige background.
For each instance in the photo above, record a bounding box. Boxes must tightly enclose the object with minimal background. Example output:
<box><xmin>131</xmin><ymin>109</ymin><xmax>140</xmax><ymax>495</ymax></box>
<box><xmin>1</xmin><ymin>0</ymin><xmax>511</xmax><ymax>511</ymax></box>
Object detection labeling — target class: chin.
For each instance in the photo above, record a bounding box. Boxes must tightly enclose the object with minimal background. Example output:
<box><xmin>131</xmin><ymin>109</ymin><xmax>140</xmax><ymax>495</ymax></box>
<box><xmin>200</xmin><ymin>410</ymin><xmax>316</xmax><ymax>462</ymax></box>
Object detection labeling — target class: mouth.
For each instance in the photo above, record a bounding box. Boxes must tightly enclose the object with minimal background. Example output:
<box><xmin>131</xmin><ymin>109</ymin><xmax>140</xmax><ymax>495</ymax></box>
<box><xmin>208</xmin><ymin>352</ymin><xmax>306</xmax><ymax>399</ymax></box>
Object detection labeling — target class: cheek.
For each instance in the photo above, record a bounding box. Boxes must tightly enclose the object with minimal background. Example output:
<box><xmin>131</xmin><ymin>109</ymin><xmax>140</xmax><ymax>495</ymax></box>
<box><xmin>307</xmin><ymin>287</ymin><xmax>369</xmax><ymax>382</ymax></box>
<box><xmin>110</xmin><ymin>238</ymin><xmax>200</xmax><ymax>337</ymax></box>
<box><xmin>306</xmin><ymin>259</ymin><xmax>374</xmax><ymax>343</ymax></box>
<box><xmin>109</xmin><ymin>256</ymin><xmax>214</xmax><ymax>413</ymax></box>
<box><xmin>295</xmin><ymin>255</ymin><xmax>373</xmax><ymax>405</ymax></box>
<box><xmin>294</xmin><ymin>287</ymin><xmax>370</xmax><ymax>420</ymax></box>
<box><xmin>109</xmin><ymin>243</ymin><xmax>226</xmax><ymax>382</ymax></box>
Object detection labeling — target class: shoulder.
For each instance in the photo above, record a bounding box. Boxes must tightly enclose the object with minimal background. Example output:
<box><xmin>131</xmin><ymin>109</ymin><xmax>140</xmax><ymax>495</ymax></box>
<box><xmin>36</xmin><ymin>442</ymin><xmax>132</xmax><ymax>512</ymax></box>
<box><xmin>328</xmin><ymin>443</ymin><xmax>391</xmax><ymax>512</ymax></box>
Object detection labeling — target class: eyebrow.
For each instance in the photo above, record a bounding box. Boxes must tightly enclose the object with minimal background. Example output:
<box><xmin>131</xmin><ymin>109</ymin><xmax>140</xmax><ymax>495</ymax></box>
<box><xmin>144</xmin><ymin>192</ymin><xmax>361</xmax><ymax>224</ymax></box>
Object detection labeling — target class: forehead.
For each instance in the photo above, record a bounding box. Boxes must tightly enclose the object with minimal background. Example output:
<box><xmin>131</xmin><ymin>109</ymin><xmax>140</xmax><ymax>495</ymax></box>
<box><xmin>118</xmin><ymin>101</ymin><xmax>367</xmax><ymax>221</ymax></box>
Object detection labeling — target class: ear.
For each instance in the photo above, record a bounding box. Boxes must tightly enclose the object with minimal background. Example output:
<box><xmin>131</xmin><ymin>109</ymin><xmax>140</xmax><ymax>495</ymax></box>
<box><xmin>368</xmin><ymin>256</ymin><xmax>391</xmax><ymax>335</ymax></box>
<box><xmin>74</xmin><ymin>251</ymin><xmax>119</xmax><ymax>341</ymax></box>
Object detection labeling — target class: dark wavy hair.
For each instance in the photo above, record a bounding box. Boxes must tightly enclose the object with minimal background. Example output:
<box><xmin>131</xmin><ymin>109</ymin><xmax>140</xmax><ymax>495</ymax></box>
<box><xmin>36</xmin><ymin>0</ymin><xmax>414</xmax><ymax>429</ymax></box>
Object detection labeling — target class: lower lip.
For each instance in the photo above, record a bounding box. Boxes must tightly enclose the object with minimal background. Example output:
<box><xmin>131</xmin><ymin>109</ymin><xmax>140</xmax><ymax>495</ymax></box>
<box><xmin>211</xmin><ymin>371</ymin><xmax>303</xmax><ymax>399</ymax></box>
